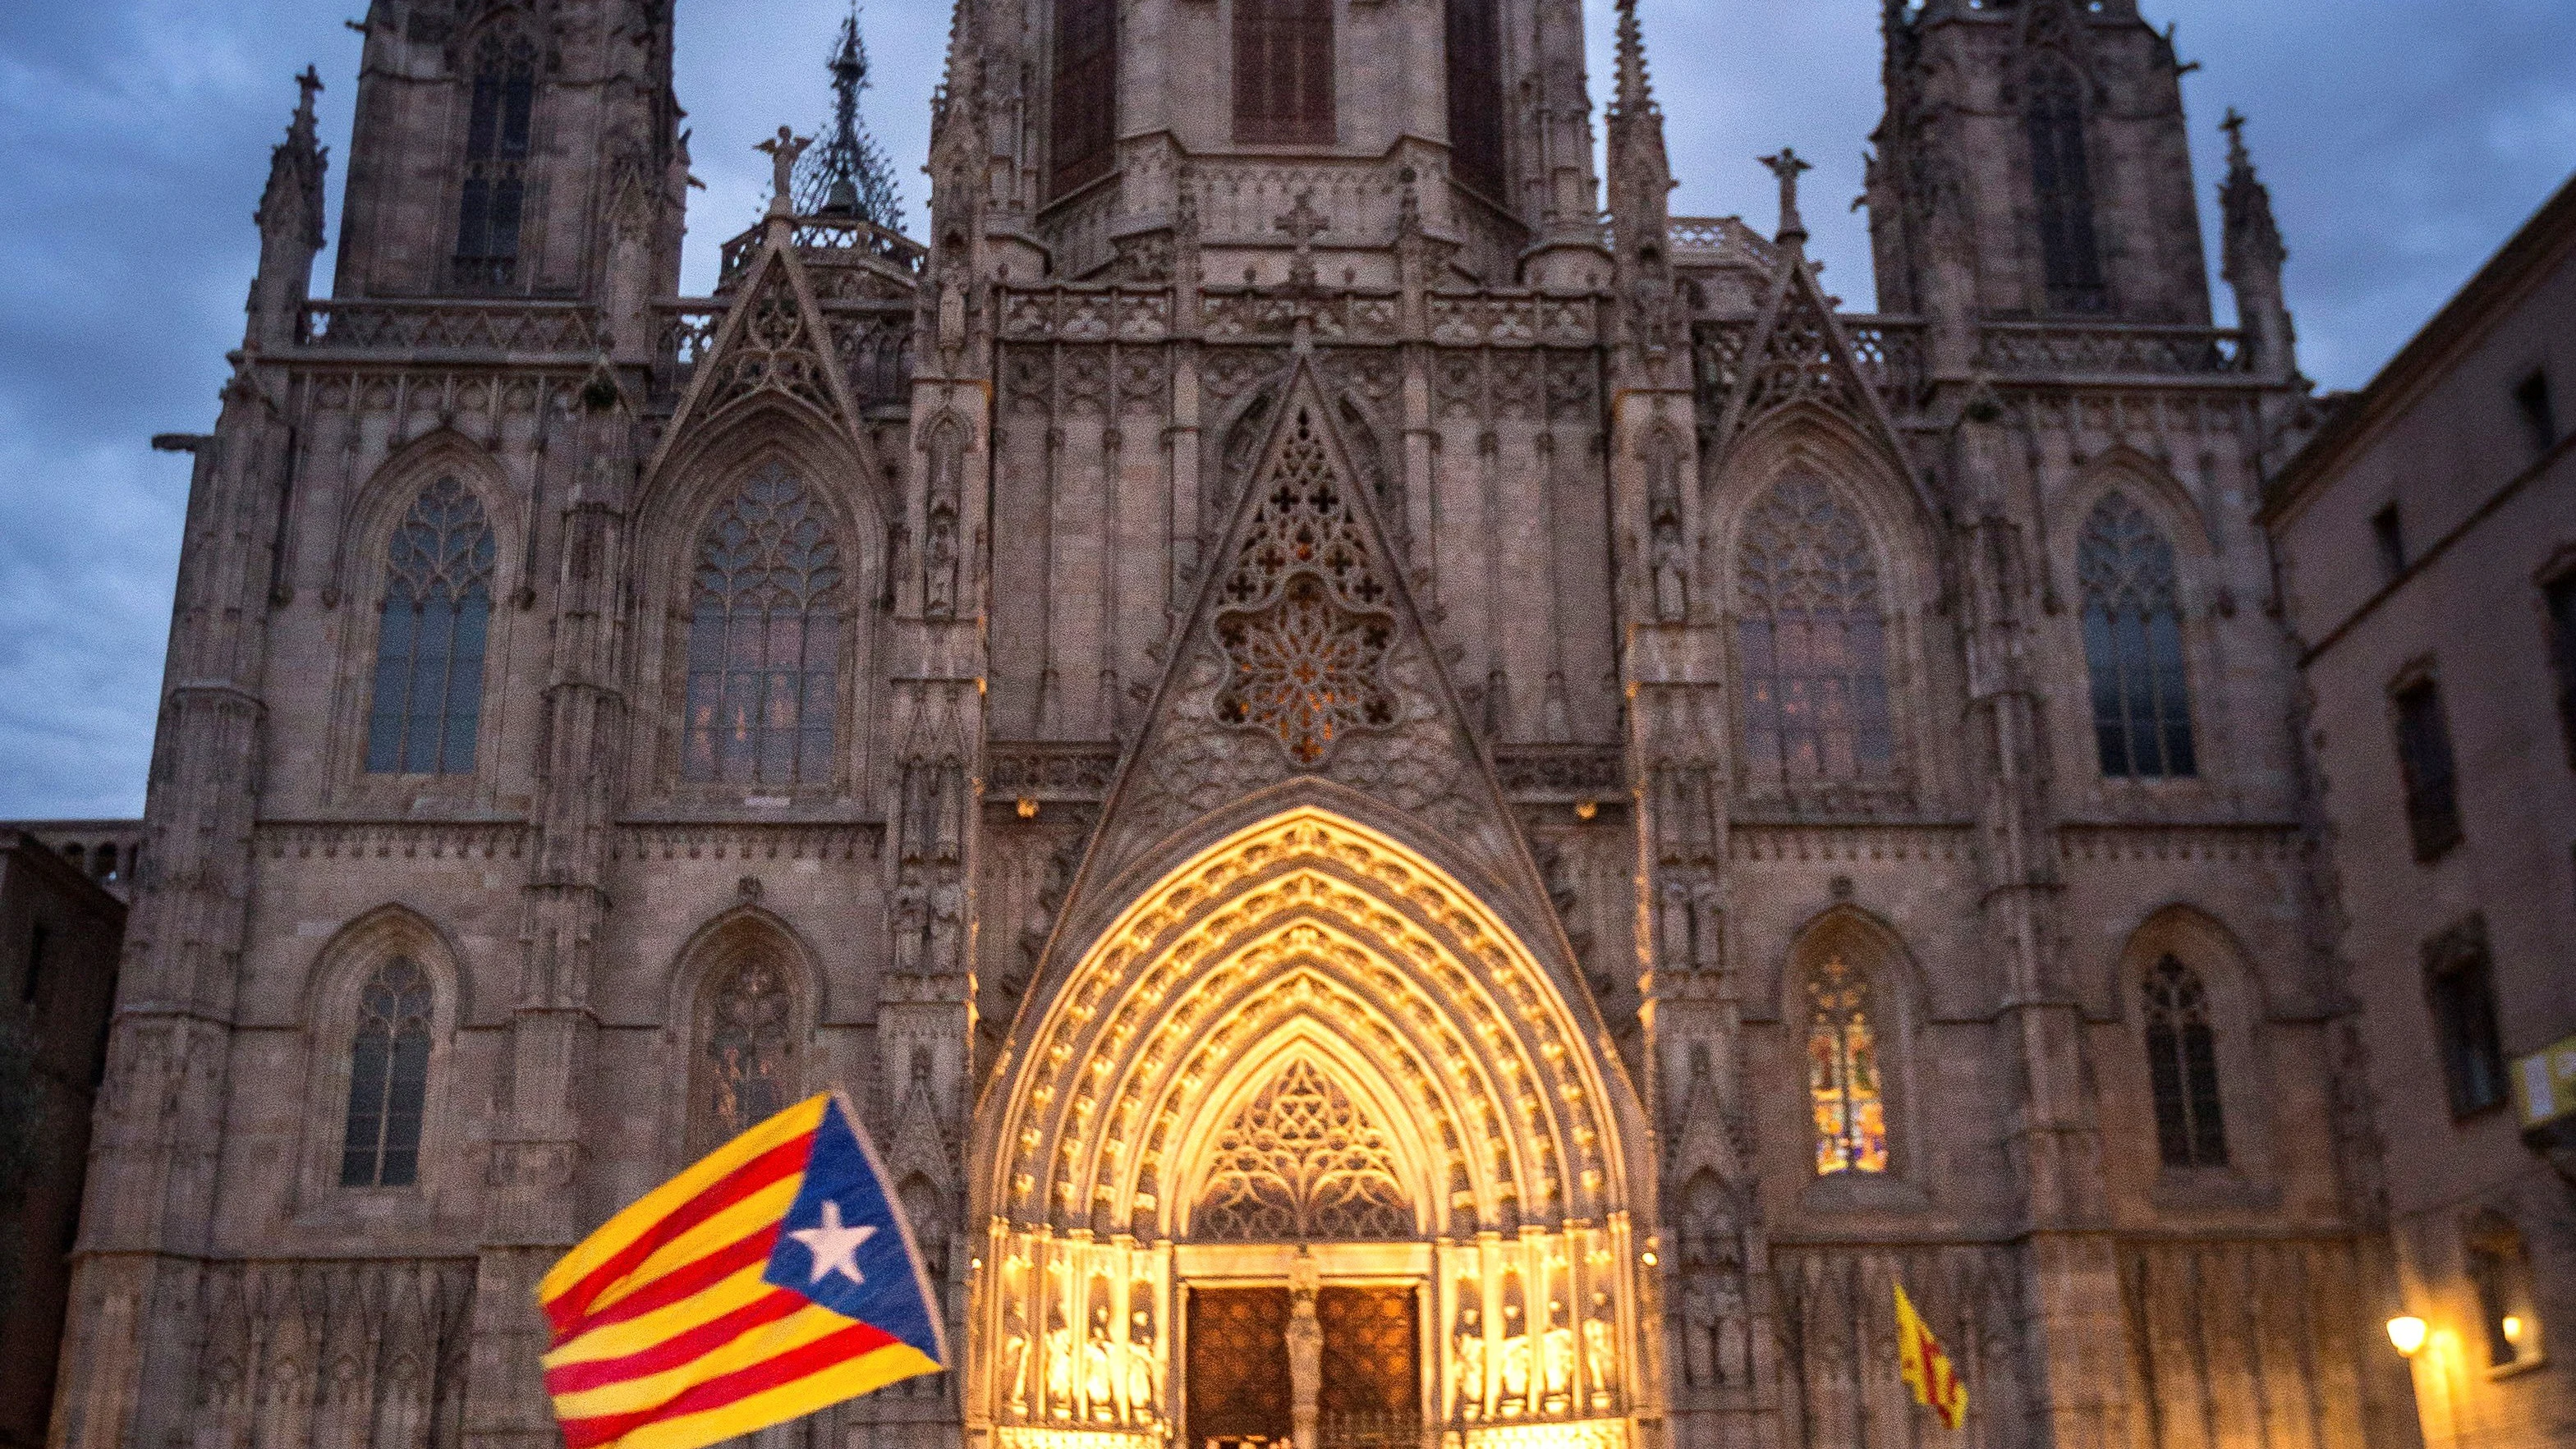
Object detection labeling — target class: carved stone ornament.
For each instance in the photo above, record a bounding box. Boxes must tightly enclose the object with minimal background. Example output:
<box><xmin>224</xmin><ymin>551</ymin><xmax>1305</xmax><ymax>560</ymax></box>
<box><xmin>1192</xmin><ymin>1059</ymin><xmax>1414</xmax><ymax>1241</ymax></box>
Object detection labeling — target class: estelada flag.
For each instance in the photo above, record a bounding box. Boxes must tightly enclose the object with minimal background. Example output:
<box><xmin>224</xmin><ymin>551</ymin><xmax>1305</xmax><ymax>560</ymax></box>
<box><xmin>1894</xmin><ymin>1282</ymin><xmax>1968</xmax><ymax>1431</ymax></box>
<box><xmin>536</xmin><ymin>1094</ymin><xmax>947</xmax><ymax>1449</ymax></box>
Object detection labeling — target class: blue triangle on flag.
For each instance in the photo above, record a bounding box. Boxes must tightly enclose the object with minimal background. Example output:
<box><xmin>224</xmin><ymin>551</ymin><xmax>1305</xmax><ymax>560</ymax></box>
<box><xmin>763</xmin><ymin>1096</ymin><xmax>947</xmax><ymax>1363</ymax></box>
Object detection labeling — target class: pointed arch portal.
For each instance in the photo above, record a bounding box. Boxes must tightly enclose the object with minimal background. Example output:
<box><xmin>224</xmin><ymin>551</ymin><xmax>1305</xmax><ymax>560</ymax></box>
<box><xmin>977</xmin><ymin>809</ymin><xmax>1645</xmax><ymax>1449</ymax></box>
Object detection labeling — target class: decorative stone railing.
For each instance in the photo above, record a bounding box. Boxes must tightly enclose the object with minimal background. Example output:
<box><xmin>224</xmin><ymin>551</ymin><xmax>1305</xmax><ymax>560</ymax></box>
<box><xmin>718</xmin><ymin>213</ymin><xmax>925</xmax><ymax>287</ymax></box>
<box><xmin>298</xmin><ymin>300</ymin><xmax>599</xmax><ymax>356</ymax></box>
<box><xmin>1974</xmin><ymin>321</ymin><xmax>2247</xmax><ymax>378</ymax></box>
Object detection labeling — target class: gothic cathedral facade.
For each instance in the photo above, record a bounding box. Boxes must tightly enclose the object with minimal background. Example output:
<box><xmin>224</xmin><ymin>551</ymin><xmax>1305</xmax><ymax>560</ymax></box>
<box><xmin>57</xmin><ymin>2</ymin><xmax>2420</xmax><ymax>1449</ymax></box>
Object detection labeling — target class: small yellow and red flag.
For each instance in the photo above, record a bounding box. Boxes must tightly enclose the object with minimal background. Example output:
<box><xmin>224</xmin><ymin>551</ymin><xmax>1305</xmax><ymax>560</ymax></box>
<box><xmin>1894</xmin><ymin>1282</ymin><xmax>1968</xmax><ymax>1431</ymax></box>
<box><xmin>536</xmin><ymin>1094</ymin><xmax>948</xmax><ymax>1449</ymax></box>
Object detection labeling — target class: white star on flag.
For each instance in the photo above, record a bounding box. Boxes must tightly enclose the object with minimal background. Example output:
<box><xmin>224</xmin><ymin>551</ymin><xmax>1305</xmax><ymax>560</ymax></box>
<box><xmin>789</xmin><ymin>1200</ymin><xmax>876</xmax><ymax>1286</ymax></box>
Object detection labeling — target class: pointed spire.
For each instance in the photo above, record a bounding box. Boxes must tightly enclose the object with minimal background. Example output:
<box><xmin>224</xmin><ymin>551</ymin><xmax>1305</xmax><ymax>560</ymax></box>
<box><xmin>2218</xmin><ymin>108</ymin><xmax>2285</xmax><ymax>280</ymax></box>
<box><xmin>793</xmin><ymin>4</ymin><xmax>906</xmax><ymax>229</ymax></box>
<box><xmin>258</xmin><ymin>66</ymin><xmax>328</xmax><ymax>253</ymax></box>
<box><xmin>1612</xmin><ymin>0</ymin><xmax>1655</xmax><ymax>123</ymax></box>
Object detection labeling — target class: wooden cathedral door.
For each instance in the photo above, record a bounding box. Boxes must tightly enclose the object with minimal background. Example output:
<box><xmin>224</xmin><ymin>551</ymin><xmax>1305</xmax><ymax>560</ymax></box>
<box><xmin>1187</xmin><ymin>1288</ymin><xmax>1293</xmax><ymax>1449</ymax></box>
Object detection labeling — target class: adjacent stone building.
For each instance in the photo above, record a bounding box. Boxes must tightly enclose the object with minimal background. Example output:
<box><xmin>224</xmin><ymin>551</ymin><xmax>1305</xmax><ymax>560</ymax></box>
<box><xmin>47</xmin><ymin>2</ymin><xmax>2429</xmax><ymax>1448</ymax></box>
<box><xmin>0</xmin><ymin>831</ymin><xmax>128</xmax><ymax>1449</ymax></box>
<box><xmin>2262</xmin><ymin>172</ymin><xmax>2576</xmax><ymax>1449</ymax></box>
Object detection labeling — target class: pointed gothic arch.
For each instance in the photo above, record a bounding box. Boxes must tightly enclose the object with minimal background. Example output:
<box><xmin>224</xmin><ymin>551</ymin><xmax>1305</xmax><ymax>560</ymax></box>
<box><xmin>1769</xmin><ymin>906</ymin><xmax>1922</xmax><ymax>1185</ymax></box>
<box><xmin>666</xmin><ymin>906</ymin><xmax>822</xmax><ymax>1155</ymax></box>
<box><xmin>976</xmin><ymin>804</ymin><xmax>1655</xmax><ymax>1435</ymax></box>
<box><xmin>2106</xmin><ymin>904</ymin><xmax>2271</xmax><ymax>1182</ymax></box>
<box><xmin>295</xmin><ymin>906</ymin><xmax>468</xmax><ymax>1203</ymax></box>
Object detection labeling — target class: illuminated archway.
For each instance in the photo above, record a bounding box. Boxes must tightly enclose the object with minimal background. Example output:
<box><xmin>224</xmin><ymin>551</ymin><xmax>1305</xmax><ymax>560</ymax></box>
<box><xmin>975</xmin><ymin>808</ymin><xmax>1649</xmax><ymax>1449</ymax></box>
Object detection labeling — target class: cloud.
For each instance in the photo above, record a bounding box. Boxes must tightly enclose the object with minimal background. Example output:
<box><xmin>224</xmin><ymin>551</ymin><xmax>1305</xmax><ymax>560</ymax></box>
<box><xmin>0</xmin><ymin>0</ymin><xmax>2566</xmax><ymax>816</ymax></box>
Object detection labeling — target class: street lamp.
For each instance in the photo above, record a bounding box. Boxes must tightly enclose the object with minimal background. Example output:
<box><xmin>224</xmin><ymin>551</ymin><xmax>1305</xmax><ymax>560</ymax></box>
<box><xmin>2386</xmin><ymin>1316</ymin><xmax>2428</xmax><ymax>1358</ymax></box>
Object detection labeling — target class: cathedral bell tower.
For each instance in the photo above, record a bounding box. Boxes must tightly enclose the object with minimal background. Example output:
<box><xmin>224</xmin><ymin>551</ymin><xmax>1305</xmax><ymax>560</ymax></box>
<box><xmin>1867</xmin><ymin>0</ymin><xmax>2213</xmax><ymax>328</ymax></box>
<box><xmin>958</xmin><ymin>0</ymin><xmax>1604</xmax><ymax>288</ymax></box>
<box><xmin>333</xmin><ymin>0</ymin><xmax>685</xmax><ymax>327</ymax></box>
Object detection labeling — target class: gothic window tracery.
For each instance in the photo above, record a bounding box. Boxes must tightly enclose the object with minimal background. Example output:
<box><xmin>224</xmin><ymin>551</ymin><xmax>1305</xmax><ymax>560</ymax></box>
<box><xmin>1806</xmin><ymin>956</ymin><xmax>1888</xmax><ymax>1176</ymax></box>
<box><xmin>366</xmin><ymin>476</ymin><xmax>497</xmax><ymax>776</ymax></box>
<box><xmin>1733</xmin><ymin>475</ymin><xmax>1895</xmax><ymax>789</ymax></box>
<box><xmin>700</xmin><ymin>955</ymin><xmax>795</xmax><ymax>1143</ymax></box>
<box><xmin>455</xmin><ymin>26</ymin><xmax>536</xmax><ymax>289</ymax></box>
<box><xmin>1235</xmin><ymin>0</ymin><xmax>1335</xmax><ymax>145</ymax></box>
<box><xmin>2077</xmin><ymin>493</ymin><xmax>2197</xmax><ymax>779</ymax></box>
<box><xmin>342</xmin><ymin>960</ymin><xmax>434</xmax><ymax>1188</ymax></box>
<box><xmin>1214</xmin><ymin>406</ymin><xmax>1397</xmax><ymax>766</ymax></box>
<box><xmin>2141</xmin><ymin>956</ymin><xmax>2228</xmax><ymax>1169</ymax></box>
<box><xmin>2025</xmin><ymin>58</ymin><xmax>2107</xmax><ymax>314</ymax></box>
<box><xmin>1051</xmin><ymin>0</ymin><xmax>1118</xmax><ymax>195</ymax></box>
<box><xmin>1192</xmin><ymin>1060</ymin><xmax>1415</xmax><ymax>1240</ymax></box>
<box><xmin>682</xmin><ymin>463</ymin><xmax>845</xmax><ymax>787</ymax></box>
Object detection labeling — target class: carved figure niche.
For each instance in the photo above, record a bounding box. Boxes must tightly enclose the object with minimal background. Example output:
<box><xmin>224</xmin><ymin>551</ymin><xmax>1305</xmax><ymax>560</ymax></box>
<box><xmin>1192</xmin><ymin>1060</ymin><xmax>1415</xmax><ymax>1241</ymax></box>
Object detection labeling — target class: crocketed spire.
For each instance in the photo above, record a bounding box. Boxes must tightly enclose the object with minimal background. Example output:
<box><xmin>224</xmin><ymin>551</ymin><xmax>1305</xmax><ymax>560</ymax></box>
<box><xmin>793</xmin><ymin>5</ymin><xmax>905</xmax><ymax>228</ymax></box>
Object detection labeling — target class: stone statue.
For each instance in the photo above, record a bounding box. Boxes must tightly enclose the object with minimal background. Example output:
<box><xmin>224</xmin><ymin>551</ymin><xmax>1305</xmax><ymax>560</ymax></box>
<box><xmin>929</xmin><ymin>874</ymin><xmax>967</xmax><ymax>974</ymax></box>
<box><xmin>891</xmin><ymin>869</ymin><xmax>927</xmax><ymax>977</ymax></box>
<box><xmin>1126</xmin><ymin>1307</ymin><xmax>1158</xmax><ymax>1422</ymax></box>
<box><xmin>1452</xmin><ymin>1307</ymin><xmax>1485</xmax><ymax>1419</ymax></box>
<box><xmin>1045</xmin><ymin>1320</ymin><xmax>1076</xmax><ymax>1419</ymax></box>
<box><xmin>754</xmin><ymin>126</ymin><xmax>810</xmax><ymax>209</ymax></box>
<box><xmin>1003</xmin><ymin>1309</ymin><xmax>1032</xmax><ymax>1415</ymax></box>
<box><xmin>1541</xmin><ymin>1303</ymin><xmax>1576</xmax><ymax>1409</ymax></box>
<box><xmin>1085</xmin><ymin>1306</ymin><xmax>1116</xmax><ymax>1421</ymax></box>
<box><xmin>1680</xmin><ymin>1280</ymin><xmax>1717</xmax><ymax>1389</ymax></box>
<box><xmin>1288</xmin><ymin>1258</ymin><xmax>1323</xmax><ymax>1449</ymax></box>
<box><xmin>1584</xmin><ymin>1294</ymin><xmax>1616</xmax><ymax>1407</ymax></box>
<box><xmin>1497</xmin><ymin>1306</ymin><xmax>1531</xmax><ymax>1413</ymax></box>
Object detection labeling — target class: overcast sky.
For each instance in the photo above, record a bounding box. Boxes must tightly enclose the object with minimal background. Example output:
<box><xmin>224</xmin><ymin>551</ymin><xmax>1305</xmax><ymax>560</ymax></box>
<box><xmin>0</xmin><ymin>0</ymin><xmax>2569</xmax><ymax>819</ymax></box>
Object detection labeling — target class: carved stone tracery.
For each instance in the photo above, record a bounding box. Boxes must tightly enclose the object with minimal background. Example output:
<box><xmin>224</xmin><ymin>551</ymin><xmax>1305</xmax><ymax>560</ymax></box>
<box><xmin>1192</xmin><ymin>1060</ymin><xmax>1415</xmax><ymax>1241</ymax></box>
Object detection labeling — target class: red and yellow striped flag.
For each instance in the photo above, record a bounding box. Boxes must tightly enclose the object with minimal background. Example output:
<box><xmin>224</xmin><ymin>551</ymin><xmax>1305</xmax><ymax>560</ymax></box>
<box><xmin>537</xmin><ymin>1094</ymin><xmax>947</xmax><ymax>1449</ymax></box>
<box><xmin>1895</xmin><ymin>1283</ymin><xmax>1968</xmax><ymax>1431</ymax></box>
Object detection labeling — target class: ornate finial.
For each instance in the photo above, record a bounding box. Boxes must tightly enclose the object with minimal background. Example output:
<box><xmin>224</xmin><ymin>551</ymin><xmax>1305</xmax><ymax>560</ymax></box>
<box><xmin>1612</xmin><ymin>0</ymin><xmax>1655</xmax><ymax>121</ymax></box>
<box><xmin>794</xmin><ymin>5</ymin><xmax>906</xmax><ymax>227</ymax></box>
<box><xmin>2217</xmin><ymin>108</ymin><xmax>2284</xmax><ymax>279</ymax></box>
<box><xmin>755</xmin><ymin>127</ymin><xmax>812</xmax><ymax>215</ymax></box>
<box><xmin>1759</xmin><ymin>147</ymin><xmax>1814</xmax><ymax>245</ymax></box>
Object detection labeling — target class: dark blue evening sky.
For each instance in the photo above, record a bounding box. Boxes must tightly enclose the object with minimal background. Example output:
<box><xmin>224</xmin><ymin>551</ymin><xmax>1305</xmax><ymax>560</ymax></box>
<box><xmin>1</xmin><ymin>0</ymin><xmax>2568</xmax><ymax>817</ymax></box>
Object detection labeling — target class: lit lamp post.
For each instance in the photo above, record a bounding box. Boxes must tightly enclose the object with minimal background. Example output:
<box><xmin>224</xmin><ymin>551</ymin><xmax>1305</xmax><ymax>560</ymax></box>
<box><xmin>2386</xmin><ymin>1316</ymin><xmax>2427</xmax><ymax>1358</ymax></box>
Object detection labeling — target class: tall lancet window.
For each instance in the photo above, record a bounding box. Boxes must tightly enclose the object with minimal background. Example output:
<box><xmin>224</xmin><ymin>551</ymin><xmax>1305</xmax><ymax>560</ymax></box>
<box><xmin>366</xmin><ymin>476</ymin><xmax>497</xmax><ymax>775</ymax></box>
<box><xmin>455</xmin><ymin>27</ymin><xmax>537</xmax><ymax>289</ymax></box>
<box><xmin>2025</xmin><ymin>59</ymin><xmax>2107</xmax><ymax>314</ymax></box>
<box><xmin>342</xmin><ymin>961</ymin><xmax>434</xmax><ymax>1188</ymax></box>
<box><xmin>1235</xmin><ymin>0</ymin><xmax>1335</xmax><ymax>145</ymax></box>
<box><xmin>2142</xmin><ymin>956</ymin><xmax>2228</xmax><ymax>1168</ymax></box>
<box><xmin>682</xmin><ymin>463</ymin><xmax>844</xmax><ymax>787</ymax></box>
<box><xmin>1807</xmin><ymin>957</ymin><xmax>1888</xmax><ymax>1176</ymax></box>
<box><xmin>2077</xmin><ymin>493</ymin><xmax>2197</xmax><ymax>780</ymax></box>
<box><xmin>1444</xmin><ymin>0</ymin><xmax>1505</xmax><ymax>198</ymax></box>
<box><xmin>1734</xmin><ymin>476</ymin><xmax>1896</xmax><ymax>790</ymax></box>
<box><xmin>1051</xmin><ymin>0</ymin><xmax>1118</xmax><ymax>196</ymax></box>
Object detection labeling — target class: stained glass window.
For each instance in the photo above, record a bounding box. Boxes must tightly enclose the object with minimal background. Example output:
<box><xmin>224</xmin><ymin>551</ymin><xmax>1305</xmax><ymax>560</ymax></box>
<box><xmin>1735</xmin><ymin>476</ymin><xmax>1895</xmax><ymax>788</ymax></box>
<box><xmin>2026</xmin><ymin>58</ymin><xmax>2106</xmax><ymax>314</ymax></box>
<box><xmin>342</xmin><ymin>960</ymin><xmax>434</xmax><ymax>1188</ymax></box>
<box><xmin>704</xmin><ymin>956</ymin><xmax>793</xmax><ymax>1140</ymax></box>
<box><xmin>2142</xmin><ymin>956</ymin><xmax>2228</xmax><ymax>1168</ymax></box>
<box><xmin>682</xmin><ymin>463</ymin><xmax>844</xmax><ymax>786</ymax></box>
<box><xmin>366</xmin><ymin>476</ymin><xmax>496</xmax><ymax>775</ymax></box>
<box><xmin>1235</xmin><ymin>0</ymin><xmax>1335</xmax><ymax>145</ymax></box>
<box><xmin>455</xmin><ymin>28</ymin><xmax>536</xmax><ymax>289</ymax></box>
<box><xmin>1807</xmin><ymin>956</ymin><xmax>1888</xmax><ymax>1176</ymax></box>
<box><xmin>2078</xmin><ymin>493</ymin><xmax>2197</xmax><ymax>779</ymax></box>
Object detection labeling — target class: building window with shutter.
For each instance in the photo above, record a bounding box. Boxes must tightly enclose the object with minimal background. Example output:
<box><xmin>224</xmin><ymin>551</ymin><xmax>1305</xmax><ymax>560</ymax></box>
<box><xmin>1235</xmin><ymin>0</ymin><xmax>1335</xmax><ymax>146</ymax></box>
<box><xmin>2390</xmin><ymin>672</ymin><xmax>2464</xmax><ymax>860</ymax></box>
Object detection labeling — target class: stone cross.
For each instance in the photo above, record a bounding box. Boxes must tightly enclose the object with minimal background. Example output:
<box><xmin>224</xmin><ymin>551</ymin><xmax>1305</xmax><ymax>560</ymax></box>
<box><xmin>1759</xmin><ymin>147</ymin><xmax>1812</xmax><ymax>244</ymax></box>
<box><xmin>755</xmin><ymin>127</ymin><xmax>812</xmax><ymax>212</ymax></box>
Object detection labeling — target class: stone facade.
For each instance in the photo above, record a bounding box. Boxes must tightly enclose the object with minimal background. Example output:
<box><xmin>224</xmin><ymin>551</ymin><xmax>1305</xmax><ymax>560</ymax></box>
<box><xmin>2263</xmin><ymin>173</ymin><xmax>2576</xmax><ymax>1449</ymax></box>
<box><xmin>48</xmin><ymin>2</ymin><xmax>2424</xmax><ymax>1449</ymax></box>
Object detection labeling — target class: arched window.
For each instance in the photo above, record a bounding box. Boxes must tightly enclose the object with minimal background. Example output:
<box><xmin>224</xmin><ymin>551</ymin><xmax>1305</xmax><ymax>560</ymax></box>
<box><xmin>1444</xmin><ymin>0</ymin><xmax>1504</xmax><ymax>197</ymax></box>
<box><xmin>682</xmin><ymin>463</ymin><xmax>845</xmax><ymax>786</ymax></box>
<box><xmin>366</xmin><ymin>476</ymin><xmax>497</xmax><ymax>776</ymax></box>
<box><xmin>700</xmin><ymin>955</ymin><xmax>795</xmax><ymax>1141</ymax></box>
<box><xmin>456</xmin><ymin>27</ymin><xmax>537</xmax><ymax>289</ymax></box>
<box><xmin>1235</xmin><ymin>0</ymin><xmax>1334</xmax><ymax>146</ymax></box>
<box><xmin>1050</xmin><ymin>0</ymin><xmax>1118</xmax><ymax>196</ymax></box>
<box><xmin>2025</xmin><ymin>58</ymin><xmax>2105</xmax><ymax>314</ymax></box>
<box><xmin>2142</xmin><ymin>956</ymin><xmax>2228</xmax><ymax>1168</ymax></box>
<box><xmin>342</xmin><ymin>960</ymin><xmax>434</xmax><ymax>1188</ymax></box>
<box><xmin>2077</xmin><ymin>493</ymin><xmax>2196</xmax><ymax>779</ymax></box>
<box><xmin>1735</xmin><ymin>476</ymin><xmax>1895</xmax><ymax>789</ymax></box>
<box><xmin>1806</xmin><ymin>956</ymin><xmax>1888</xmax><ymax>1176</ymax></box>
